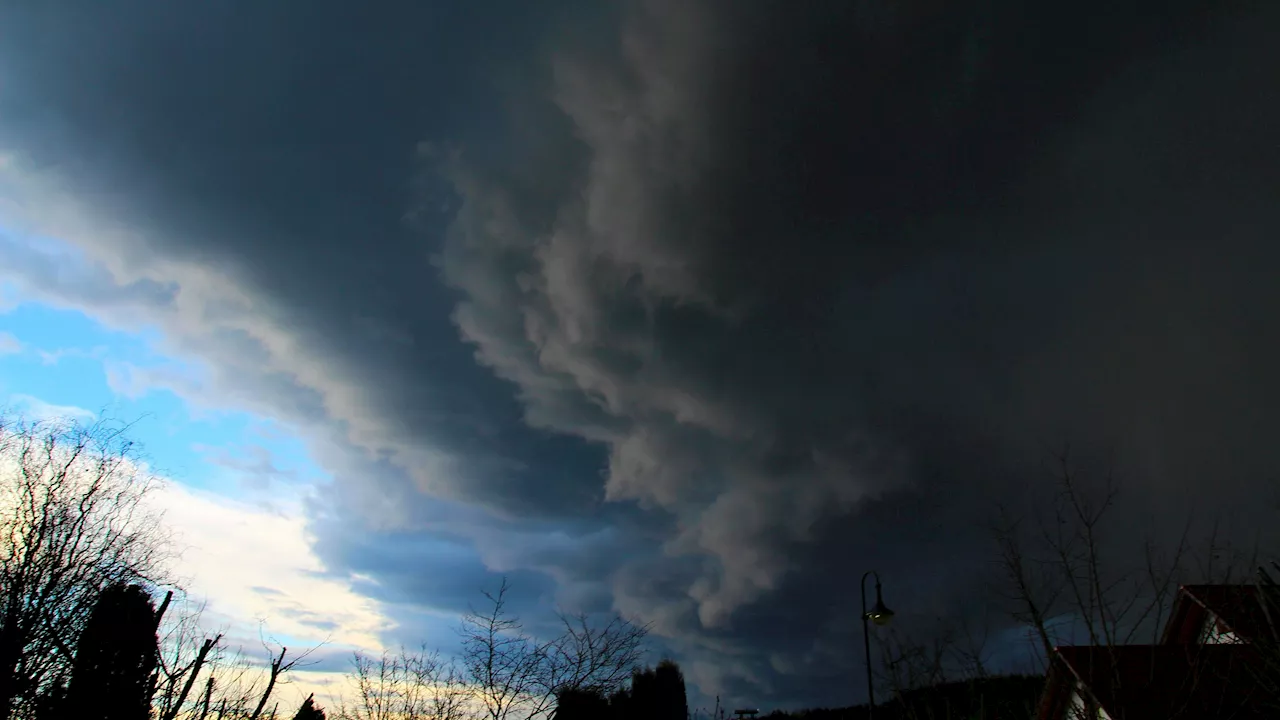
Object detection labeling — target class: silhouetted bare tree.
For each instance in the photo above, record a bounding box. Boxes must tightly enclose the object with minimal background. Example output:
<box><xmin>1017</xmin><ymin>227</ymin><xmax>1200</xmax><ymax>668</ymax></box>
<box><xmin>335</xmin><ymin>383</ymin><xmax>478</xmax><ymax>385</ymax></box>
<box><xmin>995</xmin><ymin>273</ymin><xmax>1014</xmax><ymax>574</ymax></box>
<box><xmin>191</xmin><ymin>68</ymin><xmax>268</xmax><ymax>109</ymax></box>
<box><xmin>460</xmin><ymin>578</ymin><xmax>648</xmax><ymax>720</ymax></box>
<box><xmin>334</xmin><ymin>646</ymin><xmax>471</xmax><ymax>720</ymax></box>
<box><xmin>991</xmin><ymin>450</ymin><xmax>1208</xmax><ymax>663</ymax></box>
<box><xmin>151</xmin><ymin>592</ymin><xmax>224</xmax><ymax>720</ymax></box>
<box><xmin>152</xmin><ymin>611</ymin><xmax>317</xmax><ymax>720</ymax></box>
<box><xmin>991</xmin><ymin>449</ymin><xmax>1267</xmax><ymax>720</ymax></box>
<box><xmin>0</xmin><ymin>415</ymin><xmax>171</xmax><ymax>720</ymax></box>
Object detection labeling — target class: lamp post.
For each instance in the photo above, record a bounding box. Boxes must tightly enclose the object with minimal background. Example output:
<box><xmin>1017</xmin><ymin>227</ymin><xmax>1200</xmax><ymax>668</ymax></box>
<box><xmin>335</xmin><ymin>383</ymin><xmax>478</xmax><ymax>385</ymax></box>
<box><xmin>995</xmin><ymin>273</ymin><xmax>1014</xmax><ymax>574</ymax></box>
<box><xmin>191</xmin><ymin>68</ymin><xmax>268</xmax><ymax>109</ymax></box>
<box><xmin>861</xmin><ymin>571</ymin><xmax>894</xmax><ymax>718</ymax></box>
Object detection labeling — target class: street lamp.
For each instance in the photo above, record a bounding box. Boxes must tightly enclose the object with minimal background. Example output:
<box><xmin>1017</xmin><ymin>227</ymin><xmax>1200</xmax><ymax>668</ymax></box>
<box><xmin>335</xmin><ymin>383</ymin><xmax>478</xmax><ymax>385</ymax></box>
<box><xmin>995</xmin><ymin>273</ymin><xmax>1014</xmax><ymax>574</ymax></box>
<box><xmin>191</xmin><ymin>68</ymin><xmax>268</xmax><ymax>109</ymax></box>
<box><xmin>861</xmin><ymin>571</ymin><xmax>894</xmax><ymax>717</ymax></box>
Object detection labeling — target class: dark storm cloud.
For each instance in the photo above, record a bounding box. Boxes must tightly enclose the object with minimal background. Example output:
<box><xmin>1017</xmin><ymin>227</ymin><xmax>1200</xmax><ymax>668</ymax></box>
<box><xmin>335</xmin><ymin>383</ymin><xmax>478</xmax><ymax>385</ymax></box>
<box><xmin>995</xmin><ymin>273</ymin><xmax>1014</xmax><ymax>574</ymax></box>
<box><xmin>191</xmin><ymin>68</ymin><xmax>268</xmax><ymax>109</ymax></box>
<box><xmin>0</xmin><ymin>0</ymin><xmax>614</xmax><ymax>517</ymax></box>
<box><xmin>438</xmin><ymin>0</ymin><xmax>1280</xmax><ymax>702</ymax></box>
<box><xmin>3</xmin><ymin>0</ymin><xmax>1280</xmax><ymax>708</ymax></box>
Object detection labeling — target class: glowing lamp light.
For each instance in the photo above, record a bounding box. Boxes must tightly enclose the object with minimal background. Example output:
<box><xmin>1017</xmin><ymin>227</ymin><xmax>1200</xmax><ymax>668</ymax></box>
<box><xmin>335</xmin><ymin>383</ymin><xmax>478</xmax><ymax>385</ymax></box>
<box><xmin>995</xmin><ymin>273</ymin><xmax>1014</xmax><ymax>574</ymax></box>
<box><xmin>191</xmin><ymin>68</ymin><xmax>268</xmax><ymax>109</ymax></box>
<box><xmin>865</xmin><ymin>595</ymin><xmax>895</xmax><ymax>626</ymax></box>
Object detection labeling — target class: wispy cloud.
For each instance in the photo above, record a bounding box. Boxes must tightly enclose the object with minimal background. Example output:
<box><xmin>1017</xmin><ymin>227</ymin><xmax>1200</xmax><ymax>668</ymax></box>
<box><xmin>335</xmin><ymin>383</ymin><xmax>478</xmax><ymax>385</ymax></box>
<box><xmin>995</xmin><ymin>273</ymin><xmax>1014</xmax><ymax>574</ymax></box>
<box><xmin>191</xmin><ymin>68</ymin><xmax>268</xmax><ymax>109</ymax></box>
<box><xmin>37</xmin><ymin>345</ymin><xmax>108</xmax><ymax>365</ymax></box>
<box><xmin>193</xmin><ymin>442</ymin><xmax>299</xmax><ymax>490</ymax></box>
<box><xmin>7</xmin><ymin>393</ymin><xmax>96</xmax><ymax>423</ymax></box>
<box><xmin>0</xmin><ymin>331</ymin><xmax>21</xmax><ymax>355</ymax></box>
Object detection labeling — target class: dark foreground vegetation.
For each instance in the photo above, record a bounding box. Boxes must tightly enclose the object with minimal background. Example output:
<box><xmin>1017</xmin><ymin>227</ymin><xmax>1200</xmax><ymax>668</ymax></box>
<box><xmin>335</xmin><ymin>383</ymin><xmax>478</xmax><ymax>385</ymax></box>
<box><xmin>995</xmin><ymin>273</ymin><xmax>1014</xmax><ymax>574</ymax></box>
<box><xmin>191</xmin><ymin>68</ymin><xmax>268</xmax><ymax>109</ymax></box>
<box><xmin>2</xmin><ymin>414</ymin><xmax>1277</xmax><ymax>720</ymax></box>
<box><xmin>759</xmin><ymin>675</ymin><xmax>1044</xmax><ymax>720</ymax></box>
<box><xmin>0</xmin><ymin>415</ymin><xmax>655</xmax><ymax>720</ymax></box>
<box><xmin>0</xmin><ymin>415</ymin><xmax>338</xmax><ymax>720</ymax></box>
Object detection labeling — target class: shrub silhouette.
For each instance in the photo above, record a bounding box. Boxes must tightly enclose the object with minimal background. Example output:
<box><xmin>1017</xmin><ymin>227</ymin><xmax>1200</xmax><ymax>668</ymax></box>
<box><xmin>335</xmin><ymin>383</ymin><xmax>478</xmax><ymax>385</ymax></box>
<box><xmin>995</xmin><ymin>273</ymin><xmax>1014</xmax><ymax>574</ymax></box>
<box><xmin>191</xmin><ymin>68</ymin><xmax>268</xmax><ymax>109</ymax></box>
<box><xmin>555</xmin><ymin>687</ymin><xmax>611</xmax><ymax>720</ymax></box>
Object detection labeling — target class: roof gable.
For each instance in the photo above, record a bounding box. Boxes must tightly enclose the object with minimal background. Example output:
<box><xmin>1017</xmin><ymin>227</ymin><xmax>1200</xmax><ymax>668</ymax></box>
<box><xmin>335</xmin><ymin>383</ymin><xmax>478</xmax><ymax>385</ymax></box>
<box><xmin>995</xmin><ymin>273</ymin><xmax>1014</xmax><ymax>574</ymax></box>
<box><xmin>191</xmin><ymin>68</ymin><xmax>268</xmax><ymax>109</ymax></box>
<box><xmin>1170</xmin><ymin>585</ymin><xmax>1278</xmax><ymax>645</ymax></box>
<box><xmin>1052</xmin><ymin>644</ymin><xmax>1267</xmax><ymax>720</ymax></box>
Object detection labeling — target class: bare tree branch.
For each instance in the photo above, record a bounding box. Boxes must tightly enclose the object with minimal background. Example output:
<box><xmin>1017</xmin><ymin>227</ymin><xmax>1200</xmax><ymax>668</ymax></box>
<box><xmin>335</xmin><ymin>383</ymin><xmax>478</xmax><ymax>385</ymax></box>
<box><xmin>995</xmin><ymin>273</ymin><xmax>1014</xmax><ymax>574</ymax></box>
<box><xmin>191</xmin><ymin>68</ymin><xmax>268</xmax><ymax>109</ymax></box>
<box><xmin>457</xmin><ymin>578</ymin><xmax>647</xmax><ymax>720</ymax></box>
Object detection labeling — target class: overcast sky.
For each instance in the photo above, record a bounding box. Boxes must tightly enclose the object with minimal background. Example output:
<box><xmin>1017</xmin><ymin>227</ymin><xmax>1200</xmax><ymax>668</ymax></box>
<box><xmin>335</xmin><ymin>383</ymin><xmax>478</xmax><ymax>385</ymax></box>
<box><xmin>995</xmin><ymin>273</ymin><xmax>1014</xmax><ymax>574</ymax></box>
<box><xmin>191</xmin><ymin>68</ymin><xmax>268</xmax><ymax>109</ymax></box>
<box><xmin>2</xmin><ymin>0</ymin><xmax>1279</xmax><ymax>710</ymax></box>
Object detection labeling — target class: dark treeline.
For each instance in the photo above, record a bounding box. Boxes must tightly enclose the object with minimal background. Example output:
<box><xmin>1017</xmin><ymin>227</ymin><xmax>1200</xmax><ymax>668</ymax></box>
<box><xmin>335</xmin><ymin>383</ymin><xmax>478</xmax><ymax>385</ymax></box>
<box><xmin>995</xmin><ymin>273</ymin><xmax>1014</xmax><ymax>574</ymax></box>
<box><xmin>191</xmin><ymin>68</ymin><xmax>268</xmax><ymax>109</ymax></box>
<box><xmin>759</xmin><ymin>676</ymin><xmax>1044</xmax><ymax>720</ymax></box>
<box><xmin>29</xmin><ymin>581</ymin><xmax>326</xmax><ymax>720</ymax></box>
<box><xmin>554</xmin><ymin>667</ymin><xmax>1045</xmax><ymax>720</ymax></box>
<box><xmin>554</xmin><ymin>660</ymin><xmax>689</xmax><ymax>720</ymax></box>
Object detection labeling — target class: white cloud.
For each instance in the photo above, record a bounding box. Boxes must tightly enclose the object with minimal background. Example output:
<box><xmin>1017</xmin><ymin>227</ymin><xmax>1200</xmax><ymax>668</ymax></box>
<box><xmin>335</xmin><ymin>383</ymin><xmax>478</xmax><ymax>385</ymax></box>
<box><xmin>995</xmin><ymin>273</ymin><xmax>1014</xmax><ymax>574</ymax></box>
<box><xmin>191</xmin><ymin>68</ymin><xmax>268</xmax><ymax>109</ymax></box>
<box><xmin>0</xmin><ymin>331</ymin><xmax>21</xmax><ymax>355</ymax></box>
<box><xmin>151</xmin><ymin>479</ymin><xmax>393</xmax><ymax>653</ymax></box>
<box><xmin>7</xmin><ymin>393</ymin><xmax>96</xmax><ymax>423</ymax></box>
<box><xmin>148</xmin><ymin>479</ymin><xmax>397</xmax><ymax>713</ymax></box>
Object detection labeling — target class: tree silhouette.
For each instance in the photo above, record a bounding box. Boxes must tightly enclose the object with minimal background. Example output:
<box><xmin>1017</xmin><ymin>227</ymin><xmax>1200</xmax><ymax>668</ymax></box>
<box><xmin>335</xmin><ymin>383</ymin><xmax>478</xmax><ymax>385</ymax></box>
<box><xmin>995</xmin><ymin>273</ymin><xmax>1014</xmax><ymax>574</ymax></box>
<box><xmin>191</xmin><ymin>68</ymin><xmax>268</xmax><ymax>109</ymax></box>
<box><xmin>293</xmin><ymin>693</ymin><xmax>327</xmax><ymax>720</ymax></box>
<box><xmin>654</xmin><ymin>660</ymin><xmax>689</xmax><ymax>720</ymax></box>
<box><xmin>606</xmin><ymin>686</ymin><xmax>631</xmax><ymax>720</ymax></box>
<box><xmin>63</xmin><ymin>583</ymin><xmax>162</xmax><ymax>720</ymax></box>
<box><xmin>623</xmin><ymin>666</ymin><xmax>657</xmax><ymax>720</ymax></box>
<box><xmin>336</xmin><ymin>646</ymin><xmax>472</xmax><ymax>720</ymax></box>
<box><xmin>461</xmin><ymin>578</ymin><xmax>647</xmax><ymax>720</ymax></box>
<box><xmin>553</xmin><ymin>687</ymin><xmax>611</xmax><ymax>720</ymax></box>
<box><xmin>608</xmin><ymin>661</ymin><xmax>688</xmax><ymax>720</ymax></box>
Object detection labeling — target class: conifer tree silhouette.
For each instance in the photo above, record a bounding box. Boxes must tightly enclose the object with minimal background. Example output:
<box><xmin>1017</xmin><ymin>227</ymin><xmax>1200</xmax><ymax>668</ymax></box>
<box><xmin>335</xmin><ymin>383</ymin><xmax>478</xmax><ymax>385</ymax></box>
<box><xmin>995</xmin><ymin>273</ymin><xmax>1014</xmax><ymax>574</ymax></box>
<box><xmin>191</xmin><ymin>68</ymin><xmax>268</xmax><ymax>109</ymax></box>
<box><xmin>654</xmin><ymin>660</ymin><xmax>690</xmax><ymax>720</ymax></box>
<box><xmin>63</xmin><ymin>584</ymin><xmax>161</xmax><ymax>720</ymax></box>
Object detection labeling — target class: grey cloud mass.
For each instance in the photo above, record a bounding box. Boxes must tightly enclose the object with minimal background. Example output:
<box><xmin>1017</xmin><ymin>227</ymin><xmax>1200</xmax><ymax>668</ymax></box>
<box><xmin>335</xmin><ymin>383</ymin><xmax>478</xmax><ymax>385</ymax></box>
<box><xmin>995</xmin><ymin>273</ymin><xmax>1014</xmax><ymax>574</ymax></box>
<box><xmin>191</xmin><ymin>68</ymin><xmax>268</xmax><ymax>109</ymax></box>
<box><xmin>3</xmin><ymin>0</ymin><xmax>1280</xmax><ymax>708</ymax></box>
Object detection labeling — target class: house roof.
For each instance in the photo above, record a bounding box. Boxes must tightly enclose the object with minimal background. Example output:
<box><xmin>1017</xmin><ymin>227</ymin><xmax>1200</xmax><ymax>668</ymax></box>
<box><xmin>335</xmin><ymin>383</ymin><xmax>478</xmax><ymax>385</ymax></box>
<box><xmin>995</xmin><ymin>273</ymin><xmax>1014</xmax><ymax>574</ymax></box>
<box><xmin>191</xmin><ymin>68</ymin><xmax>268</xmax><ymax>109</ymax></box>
<box><xmin>1176</xmin><ymin>584</ymin><xmax>1278</xmax><ymax>644</ymax></box>
<box><xmin>1052</xmin><ymin>644</ymin><xmax>1268</xmax><ymax>720</ymax></box>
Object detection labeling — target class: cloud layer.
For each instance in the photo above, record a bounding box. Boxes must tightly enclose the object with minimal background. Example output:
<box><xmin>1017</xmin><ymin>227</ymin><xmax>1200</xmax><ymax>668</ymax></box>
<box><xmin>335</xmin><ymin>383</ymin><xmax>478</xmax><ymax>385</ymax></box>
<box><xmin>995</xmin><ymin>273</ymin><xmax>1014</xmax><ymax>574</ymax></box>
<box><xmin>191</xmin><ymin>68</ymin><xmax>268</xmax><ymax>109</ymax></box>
<box><xmin>3</xmin><ymin>0</ymin><xmax>1280</xmax><ymax>707</ymax></box>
